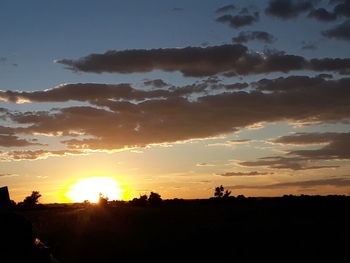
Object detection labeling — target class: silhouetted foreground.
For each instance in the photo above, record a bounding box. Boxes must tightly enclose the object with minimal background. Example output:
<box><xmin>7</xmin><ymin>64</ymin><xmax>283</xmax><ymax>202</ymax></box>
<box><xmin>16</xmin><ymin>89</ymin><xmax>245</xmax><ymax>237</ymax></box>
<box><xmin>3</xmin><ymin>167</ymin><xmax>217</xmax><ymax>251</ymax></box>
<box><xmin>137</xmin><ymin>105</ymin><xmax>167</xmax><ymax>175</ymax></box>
<box><xmin>0</xmin><ymin>187</ymin><xmax>55</xmax><ymax>263</ymax></box>
<box><xmin>15</xmin><ymin>195</ymin><xmax>350</xmax><ymax>262</ymax></box>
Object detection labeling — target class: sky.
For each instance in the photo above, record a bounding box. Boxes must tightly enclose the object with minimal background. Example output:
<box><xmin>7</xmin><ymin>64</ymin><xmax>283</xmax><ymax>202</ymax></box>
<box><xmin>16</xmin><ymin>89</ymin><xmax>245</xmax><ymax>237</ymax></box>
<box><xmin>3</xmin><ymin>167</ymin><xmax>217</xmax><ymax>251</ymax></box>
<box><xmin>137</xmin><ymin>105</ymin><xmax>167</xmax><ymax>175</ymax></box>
<box><xmin>1</xmin><ymin>0</ymin><xmax>350</xmax><ymax>203</ymax></box>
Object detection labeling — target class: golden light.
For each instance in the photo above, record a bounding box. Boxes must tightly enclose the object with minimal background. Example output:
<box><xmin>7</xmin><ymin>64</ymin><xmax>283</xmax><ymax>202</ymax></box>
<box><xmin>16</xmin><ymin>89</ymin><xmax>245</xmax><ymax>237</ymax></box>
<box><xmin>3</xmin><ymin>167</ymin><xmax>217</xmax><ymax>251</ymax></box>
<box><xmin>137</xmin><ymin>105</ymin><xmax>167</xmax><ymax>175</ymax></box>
<box><xmin>65</xmin><ymin>177</ymin><xmax>124</xmax><ymax>203</ymax></box>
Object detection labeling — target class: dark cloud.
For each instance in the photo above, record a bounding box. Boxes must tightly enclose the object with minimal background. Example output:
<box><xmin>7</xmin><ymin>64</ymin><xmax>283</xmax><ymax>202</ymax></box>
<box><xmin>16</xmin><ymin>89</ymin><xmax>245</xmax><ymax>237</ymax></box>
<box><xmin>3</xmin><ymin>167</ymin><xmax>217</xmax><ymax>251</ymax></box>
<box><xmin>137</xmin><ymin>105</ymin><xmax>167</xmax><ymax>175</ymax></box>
<box><xmin>0</xmin><ymin>83</ymin><xmax>171</xmax><ymax>103</ymax></box>
<box><xmin>0</xmin><ymin>126</ymin><xmax>43</xmax><ymax>147</ymax></box>
<box><xmin>232</xmin><ymin>31</ymin><xmax>276</xmax><ymax>44</ymax></box>
<box><xmin>2</xmin><ymin>75</ymin><xmax>350</xmax><ymax>151</ymax></box>
<box><xmin>272</xmin><ymin>132</ymin><xmax>343</xmax><ymax>145</ymax></box>
<box><xmin>216</xmin><ymin>12</ymin><xmax>259</xmax><ymax>28</ymax></box>
<box><xmin>0</xmin><ymin>150</ymin><xmax>85</xmax><ymax>161</ymax></box>
<box><xmin>317</xmin><ymin>73</ymin><xmax>333</xmax><ymax>79</ymax></box>
<box><xmin>57</xmin><ymin>44</ymin><xmax>251</xmax><ymax>77</ymax></box>
<box><xmin>254</xmin><ymin>75</ymin><xmax>350</xmax><ymax>92</ymax></box>
<box><xmin>265</xmin><ymin>0</ymin><xmax>315</xmax><ymax>19</ymax></box>
<box><xmin>240</xmin><ymin>132</ymin><xmax>350</xmax><ymax>170</ymax></box>
<box><xmin>310</xmin><ymin>57</ymin><xmax>350</xmax><ymax>73</ymax></box>
<box><xmin>323</xmin><ymin>19</ymin><xmax>350</xmax><ymax>41</ymax></box>
<box><xmin>143</xmin><ymin>79</ymin><xmax>169</xmax><ymax>88</ymax></box>
<box><xmin>0</xmin><ymin>135</ymin><xmax>43</xmax><ymax>147</ymax></box>
<box><xmin>215</xmin><ymin>5</ymin><xmax>235</xmax><ymax>13</ymax></box>
<box><xmin>56</xmin><ymin>44</ymin><xmax>350</xmax><ymax>77</ymax></box>
<box><xmin>218</xmin><ymin>171</ymin><xmax>272</xmax><ymax>176</ymax></box>
<box><xmin>222</xmin><ymin>83</ymin><xmax>249</xmax><ymax>90</ymax></box>
<box><xmin>239</xmin><ymin>156</ymin><xmax>339</xmax><ymax>170</ymax></box>
<box><xmin>228</xmin><ymin>139</ymin><xmax>251</xmax><ymax>143</ymax></box>
<box><xmin>308</xmin><ymin>8</ymin><xmax>338</xmax><ymax>21</ymax></box>
<box><xmin>333</xmin><ymin>0</ymin><xmax>350</xmax><ymax>17</ymax></box>
<box><xmin>228</xmin><ymin>177</ymin><xmax>350</xmax><ymax>190</ymax></box>
<box><xmin>285</xmin><ymin>132</ymin><xmax>350</xmax><ymax>160</ymax></box>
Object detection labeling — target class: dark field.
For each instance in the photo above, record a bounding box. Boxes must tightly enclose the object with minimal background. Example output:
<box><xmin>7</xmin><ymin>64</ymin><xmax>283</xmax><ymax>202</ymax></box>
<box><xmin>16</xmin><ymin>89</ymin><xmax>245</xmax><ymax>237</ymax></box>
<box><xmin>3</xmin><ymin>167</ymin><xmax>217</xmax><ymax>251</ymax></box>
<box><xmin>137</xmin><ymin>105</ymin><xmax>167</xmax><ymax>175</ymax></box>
<box><xmin>19</xmin><ymin>196</ymin><xmax>350</xmax><ymax>262</ymax></box>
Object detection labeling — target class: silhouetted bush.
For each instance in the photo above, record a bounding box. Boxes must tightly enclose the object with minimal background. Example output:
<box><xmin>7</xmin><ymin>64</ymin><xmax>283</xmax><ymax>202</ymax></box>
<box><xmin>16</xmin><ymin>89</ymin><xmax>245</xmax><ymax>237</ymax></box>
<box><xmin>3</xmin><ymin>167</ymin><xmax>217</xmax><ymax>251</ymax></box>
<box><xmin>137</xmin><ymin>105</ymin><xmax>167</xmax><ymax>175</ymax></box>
<box><xmin>148</xmin><ymin>192</ymin><xmax>162</xmax><ymax>206</ymax></box>
<box><xmin>98</xmin><ymin>193</ymin><xmax>109</xmax><ymax>206</ymax></box>
<box><xmin>214</xmin><ymin>185</ymin><xmax>224</xmax><ymax>198</ymax></box>
<box><xmin>130</xmin><ymin>194</ymin><xmax>148</xmax><ymax>206</ymax></box>
<box><xmin>21</xmin><ymin>191</ymin><xmax>42</xmax><ymax>208</ymax></box>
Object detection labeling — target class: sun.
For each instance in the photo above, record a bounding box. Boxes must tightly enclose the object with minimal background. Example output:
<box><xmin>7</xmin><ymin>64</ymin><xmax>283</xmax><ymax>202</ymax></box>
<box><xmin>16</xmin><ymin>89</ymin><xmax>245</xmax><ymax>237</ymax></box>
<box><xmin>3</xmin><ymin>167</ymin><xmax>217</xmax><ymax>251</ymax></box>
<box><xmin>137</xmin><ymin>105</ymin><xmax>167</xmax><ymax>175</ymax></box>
<box><xmin>65</xmin><ymin>177</ymin><xmax>124</xmax><ymax>203</ymax></box>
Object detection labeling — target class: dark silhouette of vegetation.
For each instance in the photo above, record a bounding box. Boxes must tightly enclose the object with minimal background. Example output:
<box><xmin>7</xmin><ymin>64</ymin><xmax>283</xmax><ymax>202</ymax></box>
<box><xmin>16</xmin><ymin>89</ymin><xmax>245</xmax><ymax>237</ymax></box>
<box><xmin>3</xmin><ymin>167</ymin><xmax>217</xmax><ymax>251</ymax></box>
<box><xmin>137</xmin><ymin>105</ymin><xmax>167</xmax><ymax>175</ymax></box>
<box><xmin>21</xmin><ymin>191</ymin><xmax>42</xmax><ymax>208</ymax></box>
<box><xmin>214</xmin><ymin>185</ymin><xmax>231</xmax><ymax>199</ymax></box>
<box><xmin>148</xmin><ymin>192</ymin><xmax>162</xmax><ymax>206</ymax></box>
<box><xmin>98</xmin><ymin>193</ymin><xmax>109</xmax><ymax>206</ymax></box>
<box><xmin>214</xmin><ymin>185</ymin><xmax>224</xmax><ymax>198</ymax></box>
<box><xmin>223</xmin><ymin>189</ymin><xmax>232</xmax><ymax>198</ymax></box>
<box><xmin>130</xmin><ymin>194</ymin><xmax>148</xmax><ymax>206</ymax></box>
<box><xmin>130</xmin><ymin>192</ymin><xmax>162</xmax><ymax>206</ymax></box>
<box><xmin>4</xmin><ymin>186</ymin><xmax>350</xmax><ymax>261</ymax></box>
<box><xmin>1</xmin><ymin>187</ymin><xmax>54</xmax><ymax>262</ymax></box>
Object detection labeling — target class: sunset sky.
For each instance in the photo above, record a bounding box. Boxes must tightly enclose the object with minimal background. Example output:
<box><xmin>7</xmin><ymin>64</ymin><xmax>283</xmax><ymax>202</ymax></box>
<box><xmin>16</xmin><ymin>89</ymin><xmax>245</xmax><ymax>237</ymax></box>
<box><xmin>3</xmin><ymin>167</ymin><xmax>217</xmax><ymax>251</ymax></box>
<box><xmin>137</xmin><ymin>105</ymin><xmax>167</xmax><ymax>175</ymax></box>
<box><xmin>1</xmin><ymin>0</ymin><xmax>350</xmax><ymax>203</ymax></box>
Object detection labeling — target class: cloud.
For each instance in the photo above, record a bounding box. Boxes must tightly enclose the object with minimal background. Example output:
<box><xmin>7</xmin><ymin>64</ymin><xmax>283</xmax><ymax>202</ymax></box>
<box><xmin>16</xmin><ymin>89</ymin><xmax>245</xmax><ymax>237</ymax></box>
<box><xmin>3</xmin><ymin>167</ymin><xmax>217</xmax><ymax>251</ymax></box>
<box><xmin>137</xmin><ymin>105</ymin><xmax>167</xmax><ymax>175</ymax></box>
<box><xmin>215</xmin><ymin>12</ymin><xmax>259</xmax><ymax>28</ymax></box>
<box><xmin>196</xmin><ymin>163</ymin><xmax>215</xmax><ymax>167</ymax></box>
<box><xmin>0</xmin><ymin>134</ymin><xmax>43</xmax><ymax>147</ymax></box>
<box><xmin>332</xmin><ymin>0</ymin><xmax>350</xmax><ymax>17</ymax></box>
<box><xmin>143</xmin><ymin>79</ymin><xmax>169</xmax><ymax>88</ymax></box>
<box><xmin>317</xmin><ymin>73</ymin><xmax>333</xmax><ymax>79</ymax></box>
<box><xmin>265</xmin><ymin>0</ymin><xmax>315</xmax><ymax>19</ymax></box>
<box><xmin>228</xmin><ymin>177</ymin><xmax>350</xmax><ymax>190</ymax></box>
<box><xmin>240</xmin><ymin>132</ymin><xmax>350</xmax><ymax>170</ymax></box>
<box><xmin>254</xmin><ymin>75</ymin><xmax>350</xmax><ymax>92</ymax></box>
<box><xmin>215</xmin><ymin>5</ymin><xmax>235</xmax><ymax>13</ymax></box>
<box><xmin>323</xmin><ymin>19</ymin><xmax>350</xmax><ymax>41</ymax></box>
<box><xmin>272</xmin><ymin>132</ymin><xmax>342</xmax><ymax>145</ymax></box>
<box><xmin>310</xmin><ymin>57</ymin><xmax>350</xmax><ymax>74</ymax></box>
<box><xmin>0</xmin><ymin>81</ymin><xmax>247</xmax><ymax>105</ymax></box>
<box><xmin>0</xmin><ymin>83</ymin><xmax>172</xmax><ymax>103</ymax></box>
<box><xmin>0</xmin><ymin>126</ymin><xmax>44</xmax><ymax>147</ymax></box>
<box><xmin>228</xmin><ymin>139</ymin><xmax>251</xmax><ymax>144</ymax></box>
<box><xmin>207</xmin><ymin>139</ymin><xmax>250</xmax><ymax>147</ymax></box>
<box><xmin>232</xmin><ymin>31</ymin><xmax>276</xmax><ymax>44</ymax></box>
<box><xmin>218</xmin><ymin>171</ymin><xmax>272</xmax><ymax>176</ymax></box>
<box><xmin>285</xmin><ymin>132</ymin><xmax>350</xmax><ymax>160</ymax></box>
<box><xmin>308</xmin><ymin>8</ymin><xmax>338</xmax><ymax>21</ymax></box>
<box><xmin>56</xmin><ymin>44</ymin><xmax>350</xmax><ymax>77</ymax></box>
<box><xmin>0</xmin><ymin>173</ymin><xmax>13</xmax><ymax>177</ymax></box>
<box><xmin>57</xmin><ymin>44</ymin><xmax>251</xmax><ymax>77</ymax></box>
<box><xmin>0</xmin><ymin>149</ymin><xmax>85</xmax><ymax>161</ymax></box>
<box><xmin>239</xmin><ymin>156</ymin><xmax>340</xmax><ymax>170</ymax></box>
<box><xmin>1</xmin><ymin>75</ymin><xmax>350</xmax><ymax>153</ymax></box>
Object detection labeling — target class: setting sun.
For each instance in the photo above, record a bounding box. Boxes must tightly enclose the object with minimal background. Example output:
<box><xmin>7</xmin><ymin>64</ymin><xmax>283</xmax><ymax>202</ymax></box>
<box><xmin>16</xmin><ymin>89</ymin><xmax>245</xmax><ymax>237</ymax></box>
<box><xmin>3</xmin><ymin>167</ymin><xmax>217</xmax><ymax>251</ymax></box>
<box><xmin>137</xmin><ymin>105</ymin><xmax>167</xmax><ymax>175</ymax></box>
<box><xmin>65</xmin><ymin>177</ymin><xmax>124</xmax><ymax>203</ymax></box>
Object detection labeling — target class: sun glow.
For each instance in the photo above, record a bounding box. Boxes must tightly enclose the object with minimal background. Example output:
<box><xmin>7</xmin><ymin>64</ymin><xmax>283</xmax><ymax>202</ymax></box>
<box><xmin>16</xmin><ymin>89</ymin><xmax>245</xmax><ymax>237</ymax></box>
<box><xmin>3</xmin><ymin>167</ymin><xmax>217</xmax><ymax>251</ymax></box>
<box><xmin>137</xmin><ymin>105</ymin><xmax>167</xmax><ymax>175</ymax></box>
<box><xmin>65</xmin><ymin>177</ymin><xmax>124</xmax><ymax>203</ymax></box>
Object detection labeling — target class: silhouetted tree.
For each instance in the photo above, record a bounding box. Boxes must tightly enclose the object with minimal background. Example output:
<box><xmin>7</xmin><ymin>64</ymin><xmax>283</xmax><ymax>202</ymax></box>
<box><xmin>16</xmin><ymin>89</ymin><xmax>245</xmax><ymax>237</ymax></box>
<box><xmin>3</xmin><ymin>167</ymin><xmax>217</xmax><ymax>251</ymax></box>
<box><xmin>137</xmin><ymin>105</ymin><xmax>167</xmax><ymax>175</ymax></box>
<box><xmin>98</xmin><ymin>193</ymin><xmax>108</xmax><ymax>206</ymax></box>
<box><xmin>214</xmin><ymin>185</ymin><xmax>224</xmax><ymax>198</ymax></box>
<box><xmin>148</xmin><ymin>192</ymin><xmax>162</xmax><ymax>206</ymax></box>
<box><xmin>23</xmin><ymin>191</ymin><xmax>41</xmax><ymax>207</ymax></box>
<box><xmin>130</xmin><ymin>194</ymin><xmax>148</xmax><ymax>206</ymax></box>
<box><xmin>223</xmin><ymin>189</ymin><xmax>232</xmax><ymax>198</ymax></box>
<box><xmin>237</xmin><ymin>194</ymin><xmax>246</xmax><ymax>201</ymax></box>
